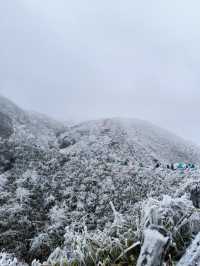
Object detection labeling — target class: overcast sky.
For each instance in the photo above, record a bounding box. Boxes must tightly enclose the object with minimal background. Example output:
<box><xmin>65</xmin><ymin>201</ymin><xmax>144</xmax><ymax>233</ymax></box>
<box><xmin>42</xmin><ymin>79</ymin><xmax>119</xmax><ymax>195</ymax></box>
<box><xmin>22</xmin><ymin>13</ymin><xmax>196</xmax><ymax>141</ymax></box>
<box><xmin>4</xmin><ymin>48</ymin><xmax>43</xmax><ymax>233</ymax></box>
<box><xmin>0</xmin><ymin>1</ymin><xmax>200</xmax><ymax>143</ymax></box>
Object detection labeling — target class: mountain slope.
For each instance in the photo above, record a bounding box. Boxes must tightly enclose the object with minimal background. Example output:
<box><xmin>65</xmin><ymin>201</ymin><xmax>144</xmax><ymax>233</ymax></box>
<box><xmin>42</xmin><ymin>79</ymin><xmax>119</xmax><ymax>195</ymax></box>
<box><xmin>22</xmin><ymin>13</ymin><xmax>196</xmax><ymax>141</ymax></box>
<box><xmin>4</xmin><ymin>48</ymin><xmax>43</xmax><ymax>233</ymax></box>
<box><xmin>59</xmin><ymin>118</ymin><xmax>200</xmax><ymax>165</ymax></box>
<box><xmin>0</xmin><ymin>96</ymin><xmax>200</xmax><ymax>264</ymax></box>
<box><xmin>0</xmin><ymin>95</ymin><xmax>65</xmax><ymax>147</ymax></box>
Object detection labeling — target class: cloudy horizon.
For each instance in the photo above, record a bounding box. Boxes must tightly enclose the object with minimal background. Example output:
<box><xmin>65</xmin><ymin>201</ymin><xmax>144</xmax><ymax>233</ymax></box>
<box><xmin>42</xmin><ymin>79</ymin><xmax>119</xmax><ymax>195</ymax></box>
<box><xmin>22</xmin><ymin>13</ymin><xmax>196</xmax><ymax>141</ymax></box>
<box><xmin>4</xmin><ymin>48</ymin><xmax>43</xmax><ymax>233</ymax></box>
<box><xmin>0</xmin><ymin>1</ymin><xmax>200</xmax><ymax>144</ymax></box>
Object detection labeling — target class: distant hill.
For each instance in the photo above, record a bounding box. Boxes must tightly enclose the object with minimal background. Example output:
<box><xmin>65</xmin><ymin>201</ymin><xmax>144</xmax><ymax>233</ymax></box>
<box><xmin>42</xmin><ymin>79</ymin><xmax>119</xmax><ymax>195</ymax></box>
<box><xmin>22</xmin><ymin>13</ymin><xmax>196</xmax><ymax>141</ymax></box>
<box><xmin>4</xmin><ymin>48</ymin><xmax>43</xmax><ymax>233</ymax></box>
<box><xmin>0</xmin><ymin>95</ymin><xmax>65</xmax><ymax>147</ymax></box>
<box><xmin>59</xmin><ymin>117</ymin><xmax>200</xmax><ymax>166</ymax></box>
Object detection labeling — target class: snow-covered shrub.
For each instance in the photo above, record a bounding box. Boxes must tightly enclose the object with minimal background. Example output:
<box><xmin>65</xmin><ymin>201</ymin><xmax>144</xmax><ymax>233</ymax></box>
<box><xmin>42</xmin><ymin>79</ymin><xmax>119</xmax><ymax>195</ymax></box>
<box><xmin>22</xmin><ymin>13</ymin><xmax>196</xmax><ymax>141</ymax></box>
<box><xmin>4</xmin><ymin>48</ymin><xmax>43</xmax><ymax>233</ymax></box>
<box><xmin>176</xmin><ymin>179</ymin><xmax>200</xmax><ymax>208</ymax></box>
<box><xmin>54</xmin><ymin>202</ymin><xmax>140</xmax><ymax>265</ymax></box>
<box><xmin>47</xmin><ymin>247</ymin><xmax>68</xmax><ymax>265</ymax></box>
<box><xmin>0</xmin><ymin>253</ymin><xmax>26</xmax><ymax>266</ymax></box>
<box><xmin>29</xmin><ymin>233</ymin><xmax>51</xmax><ymax>262</ymax></box>
<box><xmin>140</xmin><ymin>195</ymin><xmax>200</xmax><ymax>260</ymax></box>
<box><xmin>49</xmin><ymin>206</ymin><xmax>67</xmax><ymax>230</ymax></box>
<box><xmin>141</xmin><ymin>195</ymin><xmax>193</xmax><ymax>229</ymax></box>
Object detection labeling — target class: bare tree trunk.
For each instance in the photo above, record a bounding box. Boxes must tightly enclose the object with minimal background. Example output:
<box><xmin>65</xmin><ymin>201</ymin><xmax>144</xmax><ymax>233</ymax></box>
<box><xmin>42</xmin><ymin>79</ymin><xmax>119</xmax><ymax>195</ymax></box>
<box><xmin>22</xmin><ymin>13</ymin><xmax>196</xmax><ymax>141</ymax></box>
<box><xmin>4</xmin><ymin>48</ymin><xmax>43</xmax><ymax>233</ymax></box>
<box><xmin>177</xmin><ymin>232</ymin><xmax>200</xmax><ymax>266</ymax></box>
<box><xmin>137</xmin><ymin>226</ymin><xmax>170</xmax><ymax>266</ymax></box>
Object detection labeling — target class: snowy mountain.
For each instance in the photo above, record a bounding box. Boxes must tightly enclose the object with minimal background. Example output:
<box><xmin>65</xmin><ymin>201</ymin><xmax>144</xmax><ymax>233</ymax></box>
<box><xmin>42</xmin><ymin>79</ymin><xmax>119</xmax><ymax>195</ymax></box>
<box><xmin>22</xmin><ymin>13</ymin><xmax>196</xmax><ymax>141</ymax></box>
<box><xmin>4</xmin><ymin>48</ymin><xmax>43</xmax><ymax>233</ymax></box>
<box><xmin>0</xmin><ymin>96</ymin><xmax>200</xmax><ymax>265</ymax></box>
<box><xmin>59</xmin><ymin>117</ymin><xmax>200</xmax><ymax>165</ymax></box>
<box><xmin>0</xmin><ymin>95</ymin><xmax>65</xmax><ymax>147</ymax></box>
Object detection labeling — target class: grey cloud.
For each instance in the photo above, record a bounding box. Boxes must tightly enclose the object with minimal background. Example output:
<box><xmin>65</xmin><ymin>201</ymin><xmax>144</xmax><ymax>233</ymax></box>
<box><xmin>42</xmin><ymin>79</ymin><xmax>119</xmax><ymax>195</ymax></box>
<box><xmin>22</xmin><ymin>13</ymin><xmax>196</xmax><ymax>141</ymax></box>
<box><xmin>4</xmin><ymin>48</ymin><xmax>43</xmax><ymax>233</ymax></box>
<box><xmin>0</xmin><ymin>0</ymin><xmax>200</xmax><ymax>143</ymax></box>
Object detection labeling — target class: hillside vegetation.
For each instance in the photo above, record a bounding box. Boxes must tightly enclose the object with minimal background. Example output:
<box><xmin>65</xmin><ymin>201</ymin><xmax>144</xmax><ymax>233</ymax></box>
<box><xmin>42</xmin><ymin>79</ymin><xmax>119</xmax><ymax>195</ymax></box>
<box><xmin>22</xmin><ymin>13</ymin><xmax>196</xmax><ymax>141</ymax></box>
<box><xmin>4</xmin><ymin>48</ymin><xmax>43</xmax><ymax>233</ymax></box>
<box><xmin>0</xmin><ymin>95</ymin><xmax>200</xmax><ymax>265</ymax></box>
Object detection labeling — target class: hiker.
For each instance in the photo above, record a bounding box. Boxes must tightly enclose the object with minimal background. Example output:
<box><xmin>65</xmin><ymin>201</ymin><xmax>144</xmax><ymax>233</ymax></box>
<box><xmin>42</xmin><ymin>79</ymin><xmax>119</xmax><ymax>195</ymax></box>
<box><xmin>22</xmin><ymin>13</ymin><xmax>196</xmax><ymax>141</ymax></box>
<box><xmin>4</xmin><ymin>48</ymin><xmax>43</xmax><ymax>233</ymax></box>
<box><xmin>153</xmin><ymin>159</ymin><xmax>161</xmax><ymax>169</ymax></box>
<box><xmin>188</xmin><ymin>163</ymin><xmax>195</xmax><ymax>169</ymax></box>
<box><xmin>155</xmin><ymin>162</ymin><xmax>161</xmax><ymax>168</ymax></box>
